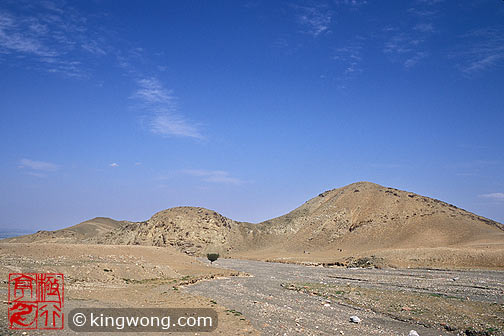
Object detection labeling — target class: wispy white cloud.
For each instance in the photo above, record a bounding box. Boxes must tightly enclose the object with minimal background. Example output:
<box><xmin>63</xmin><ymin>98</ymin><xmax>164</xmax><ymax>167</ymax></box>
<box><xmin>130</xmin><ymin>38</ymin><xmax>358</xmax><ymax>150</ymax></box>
<box><xmin>294</xmin><ymin>5</ymin><xmax>332</xmax><ymax>37</ymax></box>
<box><xmin>150</xmin><ymin>113</ymin><xmax>203</xmax><ymax>139</ymax></box>
<box><xmin>407</xmin><ymin>8</ymin><xmax>437</xmax><ymax>17</ymax></box>
<box><xmin>382</xmin><ymin>0</ymin><xmax>440</xmax><ymax>69</ymax></box>
<box><xmin>414</xmin><ymin>23</ymin><xmax>435</xmax><ymax>33</ymax></box>
<box><xmin>2</xmin><ymin>2</ymin><xmax>203</xmax><ymax>141</ymax></box>
<box><xmin>332</xmin><ymin>40</ymin><xmax>366</xmax><ymax>88</ymax></box>
<box><xmin>0</xmin><ymin>2</ymin><xmax>108</xmax><ymax>78</ymax></box>
<box><xmin>109</xmin><ymin>162</ymin><xmax>119</xmax><ymax>167</ymax></box>
<box><xmin>182</xmin><ymin>169</ymin><xmax>244</xmax><ymax>185</ymax></box>
<box><xmin>336</xmin><ymin>0</ymin><xmax>368</xmax><ymax>5</ymax></box>
<box><xmin>384</xmin><ymin>34</ymin><xmax>422</xmax><ymax>55</ymax></box>
<box><xmin>383</xmin><ymin>26</ymin><xmax>432</xmax><ymax>68</ymax></box>
<box><xmin>463</xmin><ymin>54</ymin><xmax>504</xmax><ymax>73</ymax></box>
<box><xmin>134</xmin><ymin>78</ymin><xmax>174</xmax><ymax>105</ymax></box>
<box><xmin>333</xmin><ymin>43</ymin><xmax>363</xmax><ymax>75</ymax></box>
<box><xmin>455</xmin><ymin>27</ymin><xmax>504</xmax><ymax>74</ymax></box>
<box><xmin>81</xmin><ymin>40</ymin><xmax>107</xmax><ymax>56</ymax></box>
<box><xmin>132</xmin><ymin>77</ymin><xmax>203</xmax><ymax>139</ymax></box>
<box><xmin>416</xmin><ymin>0</ymin><xmax>444</xmax><ymax>5</ymax></box>
<box><xmin>18</xmin><ymin>158</ymin><xmax>59</xmax><ymax>173</ymax></box>
<box><xmin>404</xmin><ymin>51</ymin><xmax>429</xmax><ymax>68</ymax></box>
<box><xmin>25</xmin><ymin>171</ymin><xmax>48</xmax><ymax>178</ymax></box>
<box><xmin>479</xmin><ymin>193</ymin><xmax>504</xmax><ymax>201</ymax></box>
<box><xmin>0</xmin><ymin>11</ymin><xmax>57</xmax><ymax>57</ymax></box>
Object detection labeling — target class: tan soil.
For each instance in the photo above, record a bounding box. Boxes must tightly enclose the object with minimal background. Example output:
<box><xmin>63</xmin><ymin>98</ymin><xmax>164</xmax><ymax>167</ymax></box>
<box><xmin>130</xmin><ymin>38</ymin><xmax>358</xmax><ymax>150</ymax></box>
<box><xmin>285</xmin><ymin>282</ymin><xmax>504</xmax><ymax>335</ymax></box>
<box><xmin>4</xmin><ymin>182</ymin><xmax>504</xmax><ymax>270</ymax></box>
<box><xmin>0</xmin><ymin>243</ymin><xmax>259</xmax><ymax>335</ymax></box>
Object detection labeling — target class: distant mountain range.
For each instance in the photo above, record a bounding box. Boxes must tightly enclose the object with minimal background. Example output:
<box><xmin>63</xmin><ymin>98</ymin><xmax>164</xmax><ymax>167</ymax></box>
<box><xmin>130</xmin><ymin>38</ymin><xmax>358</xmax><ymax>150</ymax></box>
<box><xmin>4</xmin><ymin>182</ymin><xmax>504</xmax><ymax>269</ymax></box>
<box><xmin>0</xmin><ymin>230</ymin><xmax>32</xmax><ymax>240</ymax></box>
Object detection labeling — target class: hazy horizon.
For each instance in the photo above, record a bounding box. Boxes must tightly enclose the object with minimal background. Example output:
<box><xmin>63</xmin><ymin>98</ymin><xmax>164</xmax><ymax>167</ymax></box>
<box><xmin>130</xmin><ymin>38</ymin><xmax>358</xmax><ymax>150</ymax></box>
<box><xmin>1</xmin><ymin>1</ymin><xmax>503</xmax><ymax>231</ymax></box>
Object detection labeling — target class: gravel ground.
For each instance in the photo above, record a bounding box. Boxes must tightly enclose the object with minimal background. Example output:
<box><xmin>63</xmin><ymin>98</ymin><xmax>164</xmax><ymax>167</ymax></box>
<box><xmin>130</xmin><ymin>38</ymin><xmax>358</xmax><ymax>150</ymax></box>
<box><xmin>185</xmin><ymin>259</ymin><xmax>504</xmax><ymax>336</ymax></box>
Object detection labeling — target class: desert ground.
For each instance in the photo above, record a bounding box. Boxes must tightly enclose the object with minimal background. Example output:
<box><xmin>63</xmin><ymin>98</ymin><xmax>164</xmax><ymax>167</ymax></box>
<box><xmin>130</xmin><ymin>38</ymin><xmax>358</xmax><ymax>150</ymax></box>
<box><xmin>188</xmin><ymin>258</ymin><xmax>504</xmax><ymax>336</ymax></box>
<box><xmin>6</xmin><ymin>183</ymin><xmax>504</xmax><ymax>271</ymax></box>
<box><xmin>0</xmin><ymin>243</ymin><xmax>258</xmax><ymax>335</ymax></box>
<box><xmin>2</xmin><ymin>183</ymin><xmax>504</xmax><ymax>335</ymax></box>
<box><xmin>2</xmin><ymin>243</ymin><xmax>504</xmax><ymax>335</ymax></box>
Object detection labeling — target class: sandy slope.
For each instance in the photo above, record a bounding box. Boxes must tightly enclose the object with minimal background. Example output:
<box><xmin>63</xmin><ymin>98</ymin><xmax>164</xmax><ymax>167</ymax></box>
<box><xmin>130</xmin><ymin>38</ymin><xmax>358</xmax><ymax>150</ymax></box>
<box><xmin>3</xmin><ymin>182</ymin><xmax>503</xmax><ymax>269</ymax></box>
<box><xmin>2</xmin><ymin>217</ymin><xmax>128</xmax><ymax>244</ymax></box>
<box><xmin>0</xmin><ymin>243</ymin><xmax>258</xmax><ymax>335</ymax></box>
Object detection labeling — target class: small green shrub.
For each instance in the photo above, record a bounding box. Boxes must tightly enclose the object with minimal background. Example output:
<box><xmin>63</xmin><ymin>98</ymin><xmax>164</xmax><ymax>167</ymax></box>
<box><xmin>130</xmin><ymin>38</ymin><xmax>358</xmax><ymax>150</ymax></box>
<box><xmin>207</xmin><ymin>253</ymin><xmax>219</xmax><ymax>264</ymax></box>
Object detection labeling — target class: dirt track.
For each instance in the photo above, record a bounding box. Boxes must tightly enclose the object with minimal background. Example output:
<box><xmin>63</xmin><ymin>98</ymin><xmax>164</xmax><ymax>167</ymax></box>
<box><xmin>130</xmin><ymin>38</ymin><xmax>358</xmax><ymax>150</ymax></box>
<box><xmin>186</xmin><ymin>259</ymin><xmax>504</xmax><ymax>336</ymax></box>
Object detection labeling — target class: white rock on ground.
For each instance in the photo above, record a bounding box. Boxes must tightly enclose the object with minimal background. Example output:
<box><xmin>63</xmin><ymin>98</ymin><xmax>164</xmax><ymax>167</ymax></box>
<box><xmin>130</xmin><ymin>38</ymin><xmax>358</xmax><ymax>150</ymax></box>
<box><xmin>349</xmin><ymin>316</ymin><xmax>361</xmax><ymax>323</ymax></box>
<box><xmin>408</xmin><ymin>330</ymin><xmax>419</xmax><ymax>336</ymax></box>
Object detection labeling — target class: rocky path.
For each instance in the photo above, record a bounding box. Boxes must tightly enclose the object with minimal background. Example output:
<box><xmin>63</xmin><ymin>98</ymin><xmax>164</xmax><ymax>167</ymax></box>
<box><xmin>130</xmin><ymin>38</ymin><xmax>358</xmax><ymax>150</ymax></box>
<box><xmin>185</xmin><ymin>259</ymin><xmax>504</xmax><ymax>336</ymax></box>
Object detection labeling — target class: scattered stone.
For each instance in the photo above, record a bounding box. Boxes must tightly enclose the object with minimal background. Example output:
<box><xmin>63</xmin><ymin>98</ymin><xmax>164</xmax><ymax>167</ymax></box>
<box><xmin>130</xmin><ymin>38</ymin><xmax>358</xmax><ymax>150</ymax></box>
<box><xmin>408</xmin><ymin>330</ymin><xmax>419</xmax><ymax>336</ymax></box>
<box><xmin>349</xmin><ymin>316</ymin><xmax>361</xmax><ymax>323</ymax></box>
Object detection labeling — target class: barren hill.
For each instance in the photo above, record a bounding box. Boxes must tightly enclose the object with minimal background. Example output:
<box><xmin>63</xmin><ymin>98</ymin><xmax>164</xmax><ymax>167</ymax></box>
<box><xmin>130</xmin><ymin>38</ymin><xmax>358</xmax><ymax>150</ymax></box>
<box><xmin>252</xmin><ymin>181</ymin><xmax>503</xmax><ymax>251</ymax></box>
<box><xmin>2</xmin><ymin>217</ymin><xmax>128</xmax><ymax>244</ymax></box>
<box><xmin>93</xmin><ymin>207</ymin><xmax>256</xmax><ymax>255</ymax></box>
<box><xmin>4</xmin><ymin>182</ymin><xmax>503</xmax><ymax>268</ymax></box>
<box><xmin>237</xmin><ymin>182</ymin><xmax>504</xmax><ymax>268</ymax></box>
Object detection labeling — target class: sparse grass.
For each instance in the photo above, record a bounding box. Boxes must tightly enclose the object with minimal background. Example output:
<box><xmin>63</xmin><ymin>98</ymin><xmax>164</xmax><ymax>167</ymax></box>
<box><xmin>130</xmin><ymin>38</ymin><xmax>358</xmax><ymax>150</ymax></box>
<box><xmin>283</xmin><ymin>283</ymin><xmax>504</xmax><ymax>335</ymax></box>
<box><xmin>122</xmin><ymin>277</ymin><xmax>177</xmax><ymax>285</ymax></box>
<box><xmin>427</xmin><ymin>292</ymin><xmax>462</xmax><ymax>300</ymax></box>
<box><xmin>225</xmin><ymin>309</ymin><xmax>243</xmax><ymax>316</ymax></box>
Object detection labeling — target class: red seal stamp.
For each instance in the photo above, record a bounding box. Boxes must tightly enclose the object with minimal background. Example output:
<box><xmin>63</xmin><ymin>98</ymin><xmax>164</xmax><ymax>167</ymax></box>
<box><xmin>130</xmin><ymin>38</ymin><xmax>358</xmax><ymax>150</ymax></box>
<box><xmin>8</xmin><ymin>273</ymin><xmax>64</xmax><ymax>330</ymax></box>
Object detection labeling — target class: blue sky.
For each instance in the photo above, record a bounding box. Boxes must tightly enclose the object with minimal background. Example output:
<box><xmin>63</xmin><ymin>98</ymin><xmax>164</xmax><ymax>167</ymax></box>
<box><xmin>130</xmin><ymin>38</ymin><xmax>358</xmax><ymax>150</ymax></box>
<box><xmin>1</xmin><ymin>0</ymin><xmax>503</xmax><ymax>232</ymax></box>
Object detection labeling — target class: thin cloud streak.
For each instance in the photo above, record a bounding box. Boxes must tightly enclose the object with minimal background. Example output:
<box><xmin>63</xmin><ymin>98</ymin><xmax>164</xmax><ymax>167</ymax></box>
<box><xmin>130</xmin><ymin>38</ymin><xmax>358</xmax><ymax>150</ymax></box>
<box><xmin>1</xmin><ymin>2</ymin><xmax>204</xmax><ymax>140</ymax></box>
<box><xmin>335</xmin><ymin>0</ymin><xmax>368</xmax><ymax>6</ymax></box>
<box><xmin>294</xmin><ymin>5</ymin><xmax>332</xmax><ymax>37</ymax></box>
<box><xmin>150</xmin><ymin>113</ymin><xmax>203</xmax><ymax>139</ymax></box>
<box><xmin>479</xmin><ymin>193</ymin><xmax>504</xmax><ymax>201</ymax></box>
<box><xmin>414</xmin><ymin>23</ymin><xmax>435</xmax><ymax>33</ymax></box>
<box><xmin>333</xmin><ymin>43</ymin><xmax>363</xmax><ymax>74</ymax></box>
<box><xmin>383</xmin><ymin>33</ymin><xmax>424</xmax><ymax>60</ymax></box>
<box><xmin>0</xmin><ymin>2</ymin><xmax>108</xmax><ymax>78</ymax></box>
<box><xmin>182</xmin><ymin>169</ymin><xmax>244</xmax><ymax>185</ymax></box>
<box><xmin>404</xmin><ymin>51</ymin><xmax>428</xmax><ymax>68</ymax></box>
<box><xmin>383</xmin><ymin>28</ymin><xmax>432</xmax><ymax>68</ymax></box>
<box><xmin>18</xmin><ymin>158</ymin><xmax>59</xmax><ymax>172</ymax></box>
<box><xmin>382</xmin><ymin>0</ymin><xmax>440</xmax><ymax>69</ymax></box>
<box><xmin>132</xmin><ymin>77</ymin><xmax>203</xmax><ymax>139</ymax></box>
<box><xmin>134</xmin><ymin>78</ymin><xmax>175</xmax><ymax>105</ymax></box>
<box><xmin>0</xmin><ymin>11</ymin><xmax>57</xmax><ymax>57</ymax></box>
<box><xmin>332</xmin><ymin>40</ymin><xmax>365</xmax><ymax>88</ymax></box>
<box><xmin>454</xmin><ymin>27</ymin><xmax>504</xmax><ymax>74</ymax></box>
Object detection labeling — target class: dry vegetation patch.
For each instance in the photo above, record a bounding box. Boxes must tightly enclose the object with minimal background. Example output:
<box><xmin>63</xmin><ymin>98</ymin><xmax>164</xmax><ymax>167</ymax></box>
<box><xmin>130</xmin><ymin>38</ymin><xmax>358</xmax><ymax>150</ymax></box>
<box><xmin>283</xmin><ymin>282</ymin><xmax>504</xmax><ymax>335</ymax></box>
<box><xmin>0</xmin><ymin>243</ymin><xmax>258</xmax><ymax>335</ymax></box>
